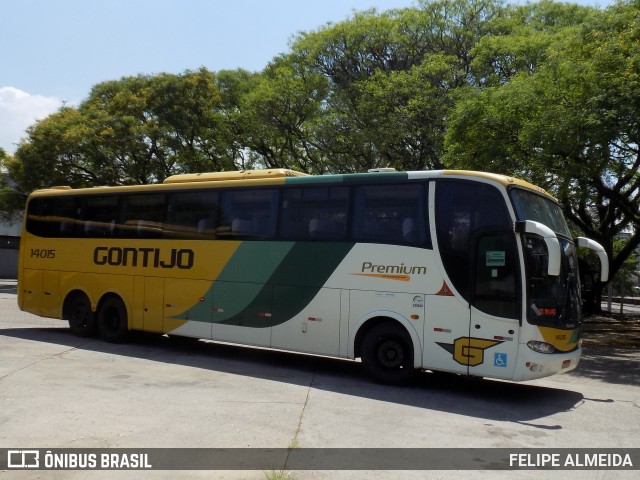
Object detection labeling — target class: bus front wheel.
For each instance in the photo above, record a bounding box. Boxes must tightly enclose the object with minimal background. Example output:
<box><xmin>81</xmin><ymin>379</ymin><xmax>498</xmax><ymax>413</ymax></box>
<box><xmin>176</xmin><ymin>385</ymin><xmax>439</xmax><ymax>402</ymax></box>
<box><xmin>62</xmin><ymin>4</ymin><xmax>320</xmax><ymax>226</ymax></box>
<box><xmin>361</xmin><ymin>323</ymin><xmax>416</xmax><ymax>385</ymax></box>
<box><xmin>97</xmin><ymin>296</ymin><xmax>129</xmax><ymax>343</ymax></box>
<box><xmin>64</xmin><ymin>293</ymin><xmax>97</xmax><ymax>337</ymax></box>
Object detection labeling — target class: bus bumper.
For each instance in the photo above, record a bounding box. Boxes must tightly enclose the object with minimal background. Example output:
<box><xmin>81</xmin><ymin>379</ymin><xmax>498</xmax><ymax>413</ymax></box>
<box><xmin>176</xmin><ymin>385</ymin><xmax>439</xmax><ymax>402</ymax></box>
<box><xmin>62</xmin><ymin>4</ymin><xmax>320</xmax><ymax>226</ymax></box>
<box><xmin>512</xmin><ymin>346</ymin><xmax>581</xmax><ymax>381</ymax></box>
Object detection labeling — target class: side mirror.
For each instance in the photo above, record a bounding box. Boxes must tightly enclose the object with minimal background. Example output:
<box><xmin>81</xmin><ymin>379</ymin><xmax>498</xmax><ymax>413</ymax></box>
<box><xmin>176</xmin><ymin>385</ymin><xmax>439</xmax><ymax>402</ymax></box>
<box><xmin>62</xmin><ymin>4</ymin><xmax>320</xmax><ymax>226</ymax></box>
<box><xmin>515</xmin><ymin>220</ymin><xmax>561</xmax><ymax>276</ymax></box>
<box><xmin>576</xmin><ymin>237</ymin><xmax>609</xmax><ymax>282</ymax></box>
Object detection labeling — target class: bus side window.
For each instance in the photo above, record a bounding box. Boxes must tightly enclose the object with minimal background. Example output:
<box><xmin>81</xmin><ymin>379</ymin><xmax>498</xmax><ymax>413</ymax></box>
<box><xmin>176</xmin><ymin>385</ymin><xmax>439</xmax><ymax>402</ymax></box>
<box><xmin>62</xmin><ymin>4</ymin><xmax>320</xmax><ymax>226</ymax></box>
<box><xmin>78</xmin><ymin>195</ymin><xmax>118</xmax><ymax>238</ymax></box>
<box><xmin>119</xmin><ymin>194</ymin><xmax>165</xmax><ymax>239</ymax></box>
<box><xmin>165</xmin><ymin>190</ymin><xmax>218</xmax><ymax>239</ymax></box>
<box><xmin>26</xmin><ymin>197</ymin><xmax>79</xmax><ymax>238</ymax></box>
<box><xmin>351</xmin><ymin>184</ymin><xmax>426</xmax><ymax>246</ymax></box>
<box><xmin>280</xmin><ymin>187</ymin><xmax>348</xmax><ymax>241</ymax></box>
<box><xmin>219</xmin><ymin>190</ymin><xmax>279</xmax><ymax>240</ymax></box>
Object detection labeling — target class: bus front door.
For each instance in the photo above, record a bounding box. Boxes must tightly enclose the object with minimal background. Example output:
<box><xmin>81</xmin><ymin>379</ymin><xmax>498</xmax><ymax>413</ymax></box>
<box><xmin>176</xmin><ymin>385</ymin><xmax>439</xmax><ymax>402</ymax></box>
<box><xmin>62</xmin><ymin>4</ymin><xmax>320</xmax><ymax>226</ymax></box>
<box><xmin>467</xmin><ymin>232</ymin><xmax>520</xmax><ymax>379</ymax></box>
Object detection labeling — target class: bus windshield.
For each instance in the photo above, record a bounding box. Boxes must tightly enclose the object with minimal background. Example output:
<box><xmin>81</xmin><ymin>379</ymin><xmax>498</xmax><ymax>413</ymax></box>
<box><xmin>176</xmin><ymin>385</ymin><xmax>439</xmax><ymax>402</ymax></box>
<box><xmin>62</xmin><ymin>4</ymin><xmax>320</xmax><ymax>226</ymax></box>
<box><xmin>510</xmin><ymin>189</ymin><xmax>581</xmax><ymax>328</ymax></box>
<box><xmin>510</xmin><ymin>189</ymin><xmax>571</xmax><ymax>238</ymax></box>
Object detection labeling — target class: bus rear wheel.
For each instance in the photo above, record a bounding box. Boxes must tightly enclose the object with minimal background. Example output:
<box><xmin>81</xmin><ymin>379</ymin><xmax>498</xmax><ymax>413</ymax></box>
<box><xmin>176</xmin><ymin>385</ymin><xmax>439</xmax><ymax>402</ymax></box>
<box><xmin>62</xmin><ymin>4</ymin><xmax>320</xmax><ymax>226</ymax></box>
<box><xmin>97</xmin><ymin>296</ymin><xmax>129</xmax><ymax>343</ymax></box>
<box><xmin>361</xmin><ymin>323</ymin><xmax>416</xmax><ymax>385</ymax></box>
<box><xmin>64</xmin><ymin>293</ymin><xmax>97</xmax><ymax>337</ymax></box>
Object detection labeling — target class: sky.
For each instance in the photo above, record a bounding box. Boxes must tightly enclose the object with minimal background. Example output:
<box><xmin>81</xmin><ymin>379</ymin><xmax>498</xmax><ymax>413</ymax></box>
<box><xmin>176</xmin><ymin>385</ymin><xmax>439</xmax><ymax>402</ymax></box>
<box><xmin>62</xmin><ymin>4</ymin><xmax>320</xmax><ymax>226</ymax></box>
<box><xmin>0</xmin><ymin>0</ymin><xmax>617</xmax><ymax>154</ymax></box>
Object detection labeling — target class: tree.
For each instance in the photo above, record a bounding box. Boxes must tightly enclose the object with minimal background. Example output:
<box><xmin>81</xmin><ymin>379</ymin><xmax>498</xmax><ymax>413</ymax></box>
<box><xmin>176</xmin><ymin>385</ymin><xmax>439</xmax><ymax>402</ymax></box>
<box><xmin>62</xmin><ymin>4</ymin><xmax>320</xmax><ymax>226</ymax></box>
<box><xmin>10</xmin><ymin>69</ymin><xmax>241</xmax><ymax>199</ymax></box>
<box><xmin>240</xmin><ymin>56</ymin><xmax>330</xmax><ymax>173</ymax></box>
<box><xmin>445</xmin><ymin>0</ymin><xmax>640</xmax><ymax>286</ymax></box>
<box><xmin>0</xmin><ymin>148</ymin><xmax>24</xmax><ymax>221</ymax></box>
<box><xmin>7</xmin><ymin>0</ymin><xmax>507</xmax><ymax>193</ymax></box>
<box><xmin>471</xmin><ymin>0</ymin><xmax>596</xmax><ymax>86</ymax></box>
<box><xmin>214</xmin><ymin>69</ymin><xmax>262</xmax><ymax>170</ymax></box>
<box><xmin>609</xmin><ymin>236</ymin><xmax>639</xmax><ymax>318</ymax></box>
<box><xmin>342</xmin><ymin>54</ymin><xmax>456</xmax><ymax>171</ymax></box>
<box><xmin>285</xmin><ymin>0</ymin><xmax>503</xmax><ymax>172</ymax></box>
<box><xmin>78</xmin><ymin>68</ymin><xmax>234</xmax><ymax>182</ymax></box>
<box><xmin>11</xmin><ymin>106</ymin><xmax>107</xmax><ymax>189</ymax></box>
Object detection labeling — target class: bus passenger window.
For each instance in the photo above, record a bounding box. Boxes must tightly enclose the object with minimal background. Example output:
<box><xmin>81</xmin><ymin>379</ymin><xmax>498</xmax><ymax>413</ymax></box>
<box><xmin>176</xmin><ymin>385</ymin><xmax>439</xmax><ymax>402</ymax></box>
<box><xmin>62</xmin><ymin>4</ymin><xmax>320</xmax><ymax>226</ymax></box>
<box><xmin>27</xmin><ymin>197</ymin><xmax>79</xmax><ymax>237</ymax></box>
<box><xmin>219</xmin><ymin>190</ymin><xmax>278</xmax><ymax>240</ymax></box>
<box><xmin>352</xmin><ymin>184</ymin><xmax>426</xmax><ymax>246</ymax></box>
<box><xmin>280</xmin><ymin>187</ymin><xmax>348</xmax><ymax>241</ymax></box>
<box><xmin>119</xmin><ymin>194</ymin><xmax>165</xmax><ymax>239</ymax></box>
<box><xmin>165</xmin><ymin>191</ymin><xmax>218</xmax><ymax>239</ymax></box>
<box><xmin>82</xmin><ymin>195</ymin><xmax>119</xmax><ymax>238</ymax></box>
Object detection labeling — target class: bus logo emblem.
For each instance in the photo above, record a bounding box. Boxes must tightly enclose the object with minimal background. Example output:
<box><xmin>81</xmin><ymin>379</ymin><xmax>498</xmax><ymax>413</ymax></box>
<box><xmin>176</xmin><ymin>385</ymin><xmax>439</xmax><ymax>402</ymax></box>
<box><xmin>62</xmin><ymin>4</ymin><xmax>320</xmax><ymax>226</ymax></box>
<box><xmin>437</xmin><ymin>337</ymin><xmax>503</xmax><ymax>366</ymax></box>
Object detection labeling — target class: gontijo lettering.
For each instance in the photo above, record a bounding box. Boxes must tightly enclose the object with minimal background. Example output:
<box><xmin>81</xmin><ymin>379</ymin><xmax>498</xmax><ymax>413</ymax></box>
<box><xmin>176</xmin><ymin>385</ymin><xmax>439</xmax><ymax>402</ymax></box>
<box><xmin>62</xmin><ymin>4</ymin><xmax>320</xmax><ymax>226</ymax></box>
<box><xmin>93</xmin><ymin>247</ymin><xmax>194</xmax><ymax>269</ymax></box>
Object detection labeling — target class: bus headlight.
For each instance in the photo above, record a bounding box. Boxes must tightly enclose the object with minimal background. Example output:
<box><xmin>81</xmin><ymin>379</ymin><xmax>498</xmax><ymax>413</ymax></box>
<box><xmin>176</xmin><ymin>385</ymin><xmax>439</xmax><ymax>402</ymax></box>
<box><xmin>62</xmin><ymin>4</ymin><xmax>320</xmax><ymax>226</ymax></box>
<box><xmin>527</xmin><ymin>341</ymin><xmax>557</xmax><ymax>354</ymax></box>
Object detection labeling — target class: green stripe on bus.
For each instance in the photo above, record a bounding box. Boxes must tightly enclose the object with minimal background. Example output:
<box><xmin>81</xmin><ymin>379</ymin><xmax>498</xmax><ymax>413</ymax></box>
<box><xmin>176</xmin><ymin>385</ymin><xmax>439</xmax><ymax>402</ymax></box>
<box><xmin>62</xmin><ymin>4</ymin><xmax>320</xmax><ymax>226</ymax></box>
<box><xmin>218</xmin><ymin>242</ymin><xmax>354</xmax><ymax>327</ymax></box>
<box><xmin>172</xmin><ymin>242</ymin><xmax>354</xmax><ymax>327</ymax></box>
<box><xmin>171</xmin><ymin>242</ymin><xmax>294</xmax><ymax>322</ymax></box>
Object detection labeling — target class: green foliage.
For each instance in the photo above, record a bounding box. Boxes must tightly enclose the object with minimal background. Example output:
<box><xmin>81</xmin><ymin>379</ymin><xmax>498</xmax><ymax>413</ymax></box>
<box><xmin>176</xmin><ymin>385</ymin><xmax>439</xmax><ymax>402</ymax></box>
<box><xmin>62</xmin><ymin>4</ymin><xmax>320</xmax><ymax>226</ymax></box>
<box><xmin>445</xmin><ymin>0</ymin><xmax>640</xmax><ymax>283</ymax></box>
<box><xmin>471</xmin><ymin>0</ymin><xmax>596</xmax><ymax>85</ymax></box>
<box><xmin>286</xmin><ymin>0</ymin><xmax>502</xmax><ymax>171</ymax></box>
<box><xmin>12</xmin><ymin>68</ymin><xmax>245</xmax><ymax>190</ymax></box>
<box><xmin>240</xmin><ymin>55</ymin><xmax>330</xmax><ymax>173</ymax></box>
<box><xmin>9</xmin><ymin>0</ymin><xmax>505</xmax><ymax>197</ymax></box>
<box><xmin>0</xmin><ymin>148</ymin><xmax>24</xmax><ymax>221</ymax></box>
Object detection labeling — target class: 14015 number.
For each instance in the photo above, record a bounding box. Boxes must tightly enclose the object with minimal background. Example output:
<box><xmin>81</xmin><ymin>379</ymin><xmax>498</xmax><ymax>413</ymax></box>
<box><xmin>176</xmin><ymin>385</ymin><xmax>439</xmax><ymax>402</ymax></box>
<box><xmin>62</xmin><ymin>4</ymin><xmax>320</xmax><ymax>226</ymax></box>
<box><xmin>30</xmin><ymin>249</ymin><xmax>56</xmax><ymax>259</ymax></box>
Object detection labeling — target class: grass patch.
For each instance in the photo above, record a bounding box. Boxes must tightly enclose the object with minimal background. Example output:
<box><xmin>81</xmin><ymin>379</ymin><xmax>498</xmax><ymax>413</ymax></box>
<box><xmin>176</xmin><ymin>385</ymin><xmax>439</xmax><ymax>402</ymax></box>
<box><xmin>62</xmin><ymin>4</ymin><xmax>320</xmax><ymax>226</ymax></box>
<box><xmin>264</xmin><ymin>470</ymin><xmax>296</xmax><ymax>480</ymax></box>
<box><xmin>287</xmin><ymin>439</ymin><xmax>300</xmax><ymax>450</ymax></box>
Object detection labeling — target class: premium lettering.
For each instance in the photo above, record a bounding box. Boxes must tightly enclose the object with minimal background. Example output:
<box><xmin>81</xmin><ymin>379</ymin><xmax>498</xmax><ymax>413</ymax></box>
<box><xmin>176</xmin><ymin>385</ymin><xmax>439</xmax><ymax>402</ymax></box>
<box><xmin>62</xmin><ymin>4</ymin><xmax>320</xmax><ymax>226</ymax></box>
<box><xmin>93</xmin><ymin>247</ymin><xmax>194</xmax><ymax>269</ymax></box>
<box><xmin>361</xmin><ymin>261</ymin><xmax>427</xmax><ymax>275</ymax></box>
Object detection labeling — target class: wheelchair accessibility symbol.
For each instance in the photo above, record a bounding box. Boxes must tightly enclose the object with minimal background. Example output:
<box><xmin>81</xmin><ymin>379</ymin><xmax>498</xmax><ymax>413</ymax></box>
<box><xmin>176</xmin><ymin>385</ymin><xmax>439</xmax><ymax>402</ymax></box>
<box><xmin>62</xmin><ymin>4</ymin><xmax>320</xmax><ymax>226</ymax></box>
<box><xmin>494</xmin><ymin>352</ymin><xmax>508</xmax><ymax>368</ymax></box>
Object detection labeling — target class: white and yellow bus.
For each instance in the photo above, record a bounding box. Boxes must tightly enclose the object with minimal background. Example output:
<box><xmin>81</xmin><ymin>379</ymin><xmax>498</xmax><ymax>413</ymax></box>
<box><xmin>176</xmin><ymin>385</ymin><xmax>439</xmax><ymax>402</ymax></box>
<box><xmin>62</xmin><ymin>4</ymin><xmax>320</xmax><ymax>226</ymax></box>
<box><xmin>18</xmin><ymin>168</ymin><xmax>608</xmax><ymax>383</ymax></box>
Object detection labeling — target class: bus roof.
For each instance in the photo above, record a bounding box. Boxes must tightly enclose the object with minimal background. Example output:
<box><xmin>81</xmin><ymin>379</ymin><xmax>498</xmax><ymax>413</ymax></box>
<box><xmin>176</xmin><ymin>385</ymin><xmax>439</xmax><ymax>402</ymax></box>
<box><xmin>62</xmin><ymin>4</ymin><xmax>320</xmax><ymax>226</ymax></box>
<box><xmin>163</xmin><ymin>168</ymin><xmax>309</xmax><ymax>184</ymax></box>
<box><xmin>441</xmin><ymin>170</ymin><xmax>550</xmax><ymax>196</ymax></box>
<box><xmin>34</xmin><ymin>168</ymin><xmax>552</xmax><ymax>199</ymax></box>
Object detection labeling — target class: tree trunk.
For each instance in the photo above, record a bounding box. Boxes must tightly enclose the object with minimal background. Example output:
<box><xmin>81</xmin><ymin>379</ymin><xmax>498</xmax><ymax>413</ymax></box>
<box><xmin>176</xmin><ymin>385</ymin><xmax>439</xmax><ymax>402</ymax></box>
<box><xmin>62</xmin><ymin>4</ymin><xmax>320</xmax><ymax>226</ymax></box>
<box><xmin>619</xmin><ymin>294</ymin><xmax>625</xmax><ymax>320</ymax></box>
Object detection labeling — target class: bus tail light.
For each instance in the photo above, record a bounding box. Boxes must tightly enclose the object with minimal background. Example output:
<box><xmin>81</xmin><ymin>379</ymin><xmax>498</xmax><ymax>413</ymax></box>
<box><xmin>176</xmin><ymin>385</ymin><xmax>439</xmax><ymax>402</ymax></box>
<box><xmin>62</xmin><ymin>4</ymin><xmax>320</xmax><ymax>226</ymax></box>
<box><xmin>527</xmin><ymin>341</ymin><xmax>557</xmax><ymax>354</ymax></box>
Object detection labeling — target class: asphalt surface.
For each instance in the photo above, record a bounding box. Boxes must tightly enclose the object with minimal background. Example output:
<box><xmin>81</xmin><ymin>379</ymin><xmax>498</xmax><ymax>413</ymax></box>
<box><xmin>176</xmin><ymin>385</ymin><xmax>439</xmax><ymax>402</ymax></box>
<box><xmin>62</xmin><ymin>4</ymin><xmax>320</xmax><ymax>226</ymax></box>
<box><xmin>1</xmin><ymin>279</ymin><xmax>639</xmax><ymax>479</ymax></box>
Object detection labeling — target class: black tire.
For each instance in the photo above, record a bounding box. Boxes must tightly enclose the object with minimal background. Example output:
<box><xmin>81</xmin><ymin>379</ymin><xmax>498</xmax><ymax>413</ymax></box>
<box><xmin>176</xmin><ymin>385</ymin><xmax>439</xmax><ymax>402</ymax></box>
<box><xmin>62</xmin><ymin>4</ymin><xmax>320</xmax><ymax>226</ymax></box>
<box><xmin>64</xmin><ymin>293</ymin><xmax>97</xmax><ymax>337</ymax></box>
<box><xmin>97</xmin><ymin>296</ymin><xmax>129</xmax><ymax>343</ymax></box>
<box><xmin>361</xmin><ymin>323</ymin><xmax>416</xmax><ymax>385</ymax></box>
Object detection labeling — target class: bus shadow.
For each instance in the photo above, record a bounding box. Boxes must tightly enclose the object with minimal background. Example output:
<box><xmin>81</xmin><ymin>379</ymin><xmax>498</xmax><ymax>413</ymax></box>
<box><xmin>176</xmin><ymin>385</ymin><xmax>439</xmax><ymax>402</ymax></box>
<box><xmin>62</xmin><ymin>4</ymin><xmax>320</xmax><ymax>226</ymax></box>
<box><xmin>0</xmin><ymin>327</ymin><xmax>585</xmax><ymax>425</ymax></box>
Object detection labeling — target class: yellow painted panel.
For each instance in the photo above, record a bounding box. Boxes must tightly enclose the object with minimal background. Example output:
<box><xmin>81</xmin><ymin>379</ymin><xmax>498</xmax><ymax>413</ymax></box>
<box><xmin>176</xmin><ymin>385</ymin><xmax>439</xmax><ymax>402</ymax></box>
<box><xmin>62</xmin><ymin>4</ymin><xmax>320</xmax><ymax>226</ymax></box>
<box><xmin>538</xmin><ymin>326</ymin><xmax>580</xmax><ymax>352</ymax></box>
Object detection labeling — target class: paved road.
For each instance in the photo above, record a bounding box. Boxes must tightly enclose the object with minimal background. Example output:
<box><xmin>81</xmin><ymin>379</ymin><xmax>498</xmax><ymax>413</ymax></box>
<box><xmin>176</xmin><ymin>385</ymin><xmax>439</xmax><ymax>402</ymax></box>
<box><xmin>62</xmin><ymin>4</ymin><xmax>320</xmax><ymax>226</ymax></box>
<box><xmin>1</xmin><ymin>285</ymin><xmax>639</xmax><ymax>479</ymax></box>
